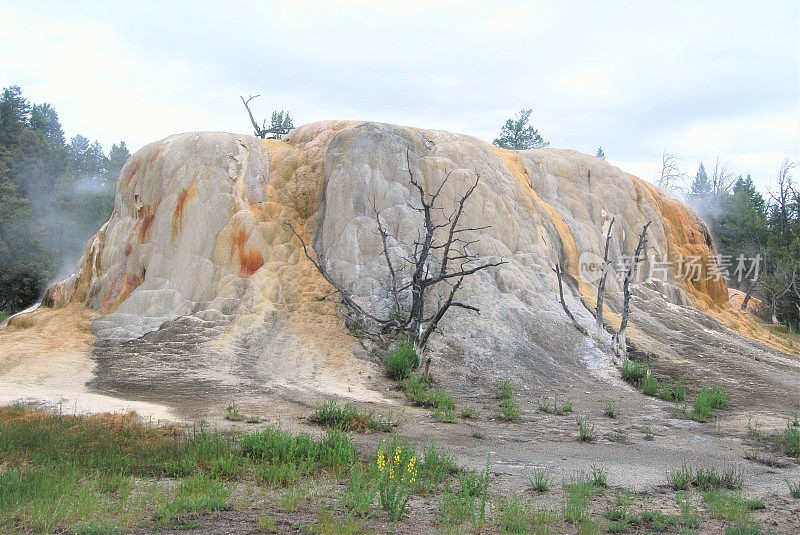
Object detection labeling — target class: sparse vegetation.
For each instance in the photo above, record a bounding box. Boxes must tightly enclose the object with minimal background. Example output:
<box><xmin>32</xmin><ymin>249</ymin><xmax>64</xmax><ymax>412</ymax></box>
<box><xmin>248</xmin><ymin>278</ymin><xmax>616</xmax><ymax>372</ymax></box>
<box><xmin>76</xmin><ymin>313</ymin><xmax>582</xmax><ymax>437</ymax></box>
<box><xmin>0</xmin><ymin>403</ymin><xmax>784</xmax><ymax>533</ymax></box>
<box><xmin>604</xmin><ymin>399</ymin><xmax>617</xmax><ymax>418</ymax></box>
<box><xmin>692</xmin><ymin>386</ymin><xmax>727</xmax><ymax>422</ymax></box>
<box><xmin>460</xmin><ymin>407</ymin><xmax>480</xmax><ymax>420</ymax></box>
<box><xmin>383</xmin><ymin>338</ymin><xmax>420</xmax><ymax>379</ymax></box>
<box><xmin>776</xmin><ymin>419</ymin><xmax>800</xmax><ymax>456</ymax></box>
<box><xmin>528</xmin><ymin>468</ymin><xmax>550</xmax><ymax>492</ymax></box>
<box><xmin>787</xmin><ymin>478</ymin><xmax>800</xmax><ymax>499</ymax></box>
<box><xmin>577</xmin><ymin>416</ymin><xmax>596</xmax><ymax>441</ymax></box>
<box><xmin>399</xmin><ymin>374</ymin><xmax>455</xmax><ymax>413</ymax></box>
<box><xmin>670</xmin><ymin>464</ymin><xmax>744</xmax><ymax>491</ymax></box>
<box><xmin>309</xmin><ymin>399</ymin><xmax>396</xmax><ymax>432</ymax></box>
<box><xmin>538</xmin><ymin>395</ymin><xmax>573</xmax><ymax>415</ymax></box>
<box><xmin>498</xmin><ymin>380</ymin><xmax>520</xmax><ymax>422</ymax></box>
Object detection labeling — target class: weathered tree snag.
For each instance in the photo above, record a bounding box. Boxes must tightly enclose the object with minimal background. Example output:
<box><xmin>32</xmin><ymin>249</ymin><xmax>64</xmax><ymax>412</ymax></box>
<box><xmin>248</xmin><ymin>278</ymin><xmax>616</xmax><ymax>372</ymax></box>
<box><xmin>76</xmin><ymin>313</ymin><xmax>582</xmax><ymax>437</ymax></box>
<box><xmin>554</xmin><ymin>262</ymin><xmax>587</xmax><ymax>334</ymax></box>
<box><xmin>615</xmin><ymin>221</ymin><xmax>651</xmax><ymax>356</ymax></box>
<box><xmin>241</xmin><ymin>95</ymin><xmax>268</xmax><ymax>139</ymax></box>
<box><xmin>741</xmin><ymin>262</ymin><xmax>760</xmax><ymax>311</ymax></box>
<box><xmin>287</xmin><ymin>150</ymin><xmax>505</xmax><ymax>353</ymax></box>
<box><xmin>595</xmin><ymin>217</ymin><xmax>615</xmax><ymax>333</ymax></box>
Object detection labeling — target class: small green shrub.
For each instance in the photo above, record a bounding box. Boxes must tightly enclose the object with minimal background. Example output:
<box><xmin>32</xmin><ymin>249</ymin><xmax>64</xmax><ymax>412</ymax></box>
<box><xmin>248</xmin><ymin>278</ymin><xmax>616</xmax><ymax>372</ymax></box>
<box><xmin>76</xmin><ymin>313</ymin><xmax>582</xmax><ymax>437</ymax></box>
<box><xmin>670</xmin><ymin>465</ymin><xmax>693</xmax><ymax>491</ymax></box>
<box><xmin>562</xmin><ymin>473</ymin><xmax>598</xmax><ymax>524</ymax></box>
<box><xmin>375</xmin><ymin>442</ymin><xmax>417</xmax><ymax>521</ymax></box>
<box><xmin>399</xmin><ymin>375</ymin><xmax>454</xmax><ymax>412</ymax></box>
<box><xmin>225</xmin><ymin>404</ymin><xmax>244</xmax><ymax>421</ymax></box>
<box><xmin>257</xmin><ymin>513</ymin><xmax>276</xmax><ymax>531</ymax></box>
<box><xmin>621</xmin><ymin>358</ymin><xmax>647</xmax><ymax>383</ymax></box>
<box><xmin>693</xmin><ymin>386</ymin><xmax>727</xmax><ymax>422</ymax></box>
<box><xmin>780</xmin><ymin>420</ymin><xmax>800</xmax><ymax>456</ymax></box>
<box><xmin>500</xmin><ymin>397</ymin><xmax>520</xmax><ymax>422</ymax></box>
<box><xmin>589</xmin><ymin>464</ymin><xmax>607</xmax><ymax>487</ymax></box>
<box><xmin>154</xmin><ymin>474</ymin><xmax>232</xmax><ymax>527</ymax></box>
<box><xmin>528</xmin><ymin>468</ymin><xmax>549</xmax><ymax>492</ymax></box>
<box><xmin>309</xmin><ymin>399</ymin><xmax>395</xmax><ymax>432</ymax></box>
<box><xmin>604</xmin><ymin>399</ymin><xmax>617</xmax><ymax>418</ymax></box>
<box><xmin>692</xmin><ymin>395</ymin><xmax>714</xmax><ymax>422</ymax></box>
<box><xmin>673</xmin><ymin>380</ymin><xmax>687</xmax><ymax>402</ymax></box>
<box><xmin>460</xmin><ymin>407</ymin><xmax>480</xmax><ymax>420</ymax></box>
<box><xmin>702</xmin><ymin>489</ymin><xmax>749</xmax><ymax>521</ymax></box>
<box><xmin>786</xmin><ymin>478</ymin><xmax>800</xmax><ymax>499</ymax></box>
<box><xmin>498</xmin><ymin>381</ymin><xmax>519</xmax><ymax>421</ymax></box>
<box><xmin>340</xmin><ymin>464</ymin><xmax>378</xmax><ymax>516</ymax></box>
<box><xmin>577</xmin><ymin>416</ymin><xmax>595</xmax><ymax>442</ymax></box>
<box><xmin>499</xmin><ymin>379</ymin><xmax>514</xmax><ymax>400</ymax></box>
<box><xmin>499</xmin><ymin>497</ymin><xmax>531</xmax><ymax>534</ymax></box>
<box><xmin>538</xmin><ymin>396</ymin><xmax>573</xmax><ymax>415</ymax></box>
<box><xmin>640</xmin><ymin>510</ymin><xmax>679</xmax><ymax>531</ymax></box>
<box><xmin>383</xmin><ymin>339</ymin><xmax>419</xmax><ymax>379</ymax></box>
<box><xmin>607</xmin><ymin>519</ymin><xmax>628</xmax><ymax>533</ymax></box>
<box><xmin>744</xmin><ymin>499</ymin><xmax>765</xmax><ymax>510</ymax></box>
<box><xmin>70</xmin><ymin>520</ymin><xmax>123</xmax><ymax>535</ymax></box>
<box><xmin>639</xmin><ymin>374</ymin><xmax>659</xmax><ymax>396</ymax></box>
<box><xmin>695</xmin><ymin>465</ymin><xmax>744</xmax><ymax>491</ymax></box>
<box><xmin>433</xmin><ymin>407</ymin><xmax>457</xmax><ymax>423</ymax></box>
<box><xmin>725</xmin><ymin>521</ymin><xmax>769</xmax><ymax>535</ymax></box>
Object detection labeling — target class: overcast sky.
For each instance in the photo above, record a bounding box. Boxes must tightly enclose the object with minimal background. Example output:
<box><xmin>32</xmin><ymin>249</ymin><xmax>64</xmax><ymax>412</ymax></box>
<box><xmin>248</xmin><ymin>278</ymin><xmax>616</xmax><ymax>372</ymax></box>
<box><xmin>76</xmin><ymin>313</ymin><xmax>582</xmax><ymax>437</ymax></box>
<box><xmin>2</xmin><ymin>0</ymin><xmax>798</xmax><ymax>193</ymax></box>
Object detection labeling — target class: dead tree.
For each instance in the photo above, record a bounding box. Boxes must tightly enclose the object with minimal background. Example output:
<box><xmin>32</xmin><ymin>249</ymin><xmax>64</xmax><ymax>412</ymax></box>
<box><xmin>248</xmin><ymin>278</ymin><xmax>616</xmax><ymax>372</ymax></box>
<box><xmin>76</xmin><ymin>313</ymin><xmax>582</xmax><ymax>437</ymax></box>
<box><xmin>287</xmin><ymin>150</ymin><xmax>505</xmax><ymax>352</ymax></box>
<box><xmin>741</xmin><ymin>260</ymin><xmax>761</xmax><ymax>311</ymax></box>
<box><xmin>240</xmin><ymin>95</ymin><xmax>294</xmax><ymax>139</ymax></box>
<box><xmin>655</xmin><ymin>152</ymin><xmax>686</xmax><ymax>191</ymax></box>
<box><xmin>595</xmin><ymin>217</ymin><xmax>615</xmax><ymax>332</ymax></box>
<box><xmin>553</xmin><ymin>262</ymin><xmax>587</xmax><ymax>334</ymax></box>
<box><xmin>615</xmin><ymin>221</ymin><xmax>651</xmax><ymax>356</ymax></box>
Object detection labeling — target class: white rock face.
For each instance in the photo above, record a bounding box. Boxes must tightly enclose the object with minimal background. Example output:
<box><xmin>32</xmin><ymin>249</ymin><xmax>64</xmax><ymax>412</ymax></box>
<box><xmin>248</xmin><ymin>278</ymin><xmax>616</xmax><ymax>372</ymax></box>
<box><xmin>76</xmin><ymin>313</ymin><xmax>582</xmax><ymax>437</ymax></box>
<box><xmin>43</xmin><ymin>121</ymin><xmax>742</xmax><ymax>390</ymax></box>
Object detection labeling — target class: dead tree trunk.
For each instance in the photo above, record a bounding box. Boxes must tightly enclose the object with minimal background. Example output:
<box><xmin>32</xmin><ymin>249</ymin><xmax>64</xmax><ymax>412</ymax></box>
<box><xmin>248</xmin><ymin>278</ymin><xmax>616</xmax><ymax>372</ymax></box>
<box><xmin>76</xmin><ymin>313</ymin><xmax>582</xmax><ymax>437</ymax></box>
<box><xmin>741</xmin><ymin>282</ymin><xmax>757</xmax><ymax>311</ymax></box>
<box><xmin>554</xmin><ymin>263</ymin><xmax>587</xmax><ymax>334</ymax></box>
<box><xmin>287</xmin><ymin>150</ymin><xmax>505</xmax><ymax>353</ymax></box>
<box><xmin>595</xmin><ymin>217</ymin><xmax>615</xmax><ymax>333</ymax></box>
<box><xmin>241</xmin><ymin>95</ymin><xmax>268</xmax><ymax>138</ymax></box>
<box><xmin>615</xmin><ymin>221</ymin><xmax>651</xmax><ymax>356</ymax></box>
<box><xmin>741</xmin><ymin>258</ymin><xmax>761</xmax><ymax>311</ymax></box>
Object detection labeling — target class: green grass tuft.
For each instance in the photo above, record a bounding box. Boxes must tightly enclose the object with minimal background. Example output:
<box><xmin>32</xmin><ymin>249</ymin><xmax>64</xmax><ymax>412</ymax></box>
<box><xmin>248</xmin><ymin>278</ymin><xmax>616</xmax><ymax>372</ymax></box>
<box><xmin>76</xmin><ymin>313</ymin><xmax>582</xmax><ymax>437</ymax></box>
<box><xmin>383</xmin><ymin>338</ymin><xmax>419</xmax><ymax>379</ymax></box>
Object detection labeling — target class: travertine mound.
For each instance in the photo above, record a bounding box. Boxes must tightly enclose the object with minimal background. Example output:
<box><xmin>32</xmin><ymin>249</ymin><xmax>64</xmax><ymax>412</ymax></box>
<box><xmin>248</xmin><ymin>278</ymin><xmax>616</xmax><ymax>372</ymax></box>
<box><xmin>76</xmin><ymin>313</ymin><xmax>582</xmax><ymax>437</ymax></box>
<box><xmin>37</xmin><ymin>121</ymin><xmax>788</xmax><ymax>401</ymax></box>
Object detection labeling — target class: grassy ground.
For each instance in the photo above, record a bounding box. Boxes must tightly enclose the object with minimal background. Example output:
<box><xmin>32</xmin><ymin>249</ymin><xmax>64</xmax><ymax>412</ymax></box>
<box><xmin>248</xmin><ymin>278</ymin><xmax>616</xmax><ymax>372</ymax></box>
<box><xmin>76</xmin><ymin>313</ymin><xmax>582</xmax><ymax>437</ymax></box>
<box><xmin>0</xmin><ymin>403</ymin><xmax>796</xmax><ymax>534</ymax></box>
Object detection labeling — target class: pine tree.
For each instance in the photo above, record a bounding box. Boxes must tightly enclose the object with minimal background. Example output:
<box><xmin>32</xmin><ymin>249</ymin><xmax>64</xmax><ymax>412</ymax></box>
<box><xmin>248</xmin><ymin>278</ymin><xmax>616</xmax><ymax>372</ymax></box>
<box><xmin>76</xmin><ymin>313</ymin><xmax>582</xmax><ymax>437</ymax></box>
<box><xmin>493</xmin><ymin>109</ymin><xmax>549</xmax><ymax>150</ymax></box>
<box><xmin>595</xmin><ymin>147</ymin><xmax>605</xmax><ymax>161</ymax></box>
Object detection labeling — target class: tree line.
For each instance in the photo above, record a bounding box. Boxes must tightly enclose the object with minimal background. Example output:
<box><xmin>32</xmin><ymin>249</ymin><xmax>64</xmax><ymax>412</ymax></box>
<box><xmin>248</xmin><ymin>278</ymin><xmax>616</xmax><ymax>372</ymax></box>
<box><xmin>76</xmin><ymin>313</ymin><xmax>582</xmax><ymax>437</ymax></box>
<box><xmin>685</xmin><ymin>158</ymin><xmax>800</xmax><ymax>329</ymax></box>
<box><xmin>0</xmin><ymin>85</ymin><xmax>129</xmax><ymax>317</ymax></box>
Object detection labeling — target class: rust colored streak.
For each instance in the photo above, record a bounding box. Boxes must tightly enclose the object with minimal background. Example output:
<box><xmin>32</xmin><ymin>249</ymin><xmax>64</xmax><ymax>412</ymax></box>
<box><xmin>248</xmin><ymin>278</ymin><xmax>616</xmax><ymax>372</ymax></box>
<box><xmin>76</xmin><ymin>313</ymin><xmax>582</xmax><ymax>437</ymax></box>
<box><xmin>149</xmin><ymin>147</ymin><xmax>161</xmax><ymax>166</ymax></box>
<box><xmin>239</xmin><ymin>250</ymin><xmax>264</xmax><ymax>277</ymax></box>
<box><xmin>230</xmin><ymin>228</ymin><xmax>247</xmax><ymax>260</ymax></box>
<box><xmin>99</xmin><ymin>273</ymin><xmax>142</xmax><ymax>312</ymax></box>
<box><xmin>172</xmin><ymin>179</ymin><xmax>198</xmax><ymax>238</ymax></box>
<box><xmin>136</xmin><ymin>206</ymin><xmax>155</xmax><ymax>242</ymax></box>
<box><xmin>229</xmin><ymin>226</ymin><xmax>263</xmax><ymax>277</ymax></box>
<box><xmin>123</xmin><ymin>157</ymin><xmax>142</xmax><ymax>187</ymax></box>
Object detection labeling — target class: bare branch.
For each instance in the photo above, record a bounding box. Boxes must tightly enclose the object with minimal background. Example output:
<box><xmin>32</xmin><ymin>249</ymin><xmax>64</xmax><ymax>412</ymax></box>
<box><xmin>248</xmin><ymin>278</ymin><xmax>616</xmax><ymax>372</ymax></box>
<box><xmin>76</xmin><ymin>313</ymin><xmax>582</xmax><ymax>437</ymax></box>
<box><xmin>595</xmin><ymin>217</ymin><xmax>615</xmax><ymax>332</ymax></box>
<box><xmin>553</xmin><ymin>263</ymin><xmax>586</xmax><ymax>334</ymax></box>
<box><xmin>615</xmin><ymin>221</ymin><xmax>651</xmax><ymax>356</ymax></box>
<box><xmin>284</xmin><ymin>221</ymin><xmax>387</xmax><ymax>324</ymax></box>
<box><xmin>240</xmin><ymin>95</ymin><xmax>267</xmax><ymax>138</ymax></box>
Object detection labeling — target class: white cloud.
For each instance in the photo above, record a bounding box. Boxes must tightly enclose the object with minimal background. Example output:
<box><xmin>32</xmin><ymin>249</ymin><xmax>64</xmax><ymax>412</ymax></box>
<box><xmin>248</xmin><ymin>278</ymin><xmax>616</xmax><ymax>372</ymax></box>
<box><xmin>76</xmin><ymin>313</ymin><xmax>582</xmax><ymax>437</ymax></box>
<box><xmin>0</xmin><ymin>0</ymin><xmax>797</xmax><ymax>194</ymax></box>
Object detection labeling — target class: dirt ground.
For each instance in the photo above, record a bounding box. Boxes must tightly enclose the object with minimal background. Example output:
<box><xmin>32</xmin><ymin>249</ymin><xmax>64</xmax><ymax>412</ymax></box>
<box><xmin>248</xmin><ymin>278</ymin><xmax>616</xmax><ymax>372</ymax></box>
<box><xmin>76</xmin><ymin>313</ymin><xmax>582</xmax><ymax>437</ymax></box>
<box><xmin>1</xmin><ymin>303</ymin><xmax>799</xmax><ymax>533</ymax></box>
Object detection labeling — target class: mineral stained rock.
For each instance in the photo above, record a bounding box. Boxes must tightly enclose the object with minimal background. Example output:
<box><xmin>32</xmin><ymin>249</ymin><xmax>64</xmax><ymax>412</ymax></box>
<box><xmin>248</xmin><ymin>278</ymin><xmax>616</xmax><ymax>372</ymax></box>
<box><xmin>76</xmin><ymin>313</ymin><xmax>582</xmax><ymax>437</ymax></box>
<box><xmin>38</xmin><ymin>121</ymin><xmax>786</xmax><ymax>398</ymax></box>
